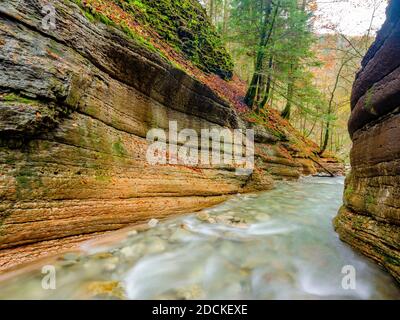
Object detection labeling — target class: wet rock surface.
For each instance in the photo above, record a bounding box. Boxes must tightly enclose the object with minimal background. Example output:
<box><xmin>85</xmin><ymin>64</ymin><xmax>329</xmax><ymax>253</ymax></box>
<box><xmin>0</xmin><ymin>0</ymin><xmax>341</xmax><ymax>269</ymax></box>
<box><xmin>335</xmin><ymin>0</ymin><xmax>400</xmax><ymax>282</ymax></box>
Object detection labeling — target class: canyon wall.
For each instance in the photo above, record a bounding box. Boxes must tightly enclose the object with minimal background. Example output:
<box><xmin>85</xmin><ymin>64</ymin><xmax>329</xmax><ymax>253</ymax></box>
<box><xmin>334</xmin><ymin>0</ymin><xmax>400</xmax><ymax>282</ymax></box>
<box><xmin>0</xmin><ymin>0</ymin><xmax>333</xmax><ymax>270</ymax></box>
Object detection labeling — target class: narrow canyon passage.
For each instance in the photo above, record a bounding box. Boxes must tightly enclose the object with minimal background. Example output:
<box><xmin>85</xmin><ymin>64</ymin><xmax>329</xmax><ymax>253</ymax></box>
<box><xmin>0</xmin><ymin>177</ymin><xmax>398</xmax><ymax>299</ymax></box>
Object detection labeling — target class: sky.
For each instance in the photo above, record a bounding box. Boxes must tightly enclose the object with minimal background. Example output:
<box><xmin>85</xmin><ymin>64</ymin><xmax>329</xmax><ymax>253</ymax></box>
<box><xmin>314</xmin><ymin>0</ymin><xmax>388</xmax><ymax>36</ymax></box>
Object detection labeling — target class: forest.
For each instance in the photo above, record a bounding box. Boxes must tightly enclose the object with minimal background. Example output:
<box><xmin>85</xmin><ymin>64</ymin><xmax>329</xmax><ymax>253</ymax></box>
<box><xmin>0</xmin><ymin>0</ymin><xmax>399</xmax><ymax>301</ymax></box>
<box><xmin>202</xmin><ymin>0</ymin><xmax>385</xmax><ymax>160</ymax></box>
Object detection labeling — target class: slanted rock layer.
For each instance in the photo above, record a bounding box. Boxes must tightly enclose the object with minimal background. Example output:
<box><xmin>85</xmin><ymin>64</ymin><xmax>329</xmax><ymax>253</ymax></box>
<box><xmin>0</xmin><ymin>0</ymin><xmax>337</xmax><ymax>270</ymax></box>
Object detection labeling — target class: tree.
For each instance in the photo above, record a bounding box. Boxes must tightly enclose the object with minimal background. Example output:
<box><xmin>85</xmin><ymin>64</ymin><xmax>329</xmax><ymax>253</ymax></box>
<box><xmin>244</xmin><ymin>0</ymin><xmax>275</xmax><ymax>108</ymax></box>
<box><xmin>281</xmin><ymin>0</ymin><xmax>314</xmax><ymax>120</ymax></box>
<box><xmin>319</xmin><ymin>55</ymin><xmax>351</xmax><ymax>155</ymax></box>
<box><xmin>227</xmin><ymin>0</ymin><xmax>320</xmax><ymax>115</ymax></box>
<box><xmin>204</xmin><ymin>0</ymin><xmax>386</xmax><ymax>159</ymax></box>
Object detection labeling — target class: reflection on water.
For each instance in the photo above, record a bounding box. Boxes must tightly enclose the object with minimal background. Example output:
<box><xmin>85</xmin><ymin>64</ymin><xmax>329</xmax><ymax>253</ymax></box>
<box><xmin>0</xmin><ymin>176</ymin><xmax>399</xmax><ymax>299</ymax></box>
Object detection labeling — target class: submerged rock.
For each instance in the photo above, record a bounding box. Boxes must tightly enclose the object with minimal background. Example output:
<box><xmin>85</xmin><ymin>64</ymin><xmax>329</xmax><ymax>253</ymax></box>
<box><xmin>85</xmin><ymin>281</ymin><xmax>125</xmax><ymax>300</ymax></box>
<box><xmin>169</xmin><ymin>229</ymin><xmax>193</xmax><ymax>242</ymax></box>
<box><xmin>196</xmin><ymin>212</ymin><xmax>210</xmax><ymax>222</ymax></box>
<box><xmin>62</xmin><ymin>252</ymin><xmax>80</xmax><ymax>262</ymax></box>
<box><xmin>120</xmin><ymin>243</ymin><xmax>146</xmax><ymax>259</ymax></box>
<box><xmin>148</xmin><ymin>219</ymin><xmax>159</xmax><ymax>228</ymax></box>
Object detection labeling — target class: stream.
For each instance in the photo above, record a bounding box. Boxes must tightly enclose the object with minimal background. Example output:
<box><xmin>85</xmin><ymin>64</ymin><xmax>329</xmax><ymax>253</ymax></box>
<box><xmin>0</xmin><ymin>176</ymin><xmax>399</xmax><ymax>299</ymax></box>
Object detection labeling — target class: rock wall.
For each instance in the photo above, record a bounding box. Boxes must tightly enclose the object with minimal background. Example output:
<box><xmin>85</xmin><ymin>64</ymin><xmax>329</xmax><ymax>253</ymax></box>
<box><xmin>0</xmin><ymin>0</ymin><xmax>331</xmax><ymax>270</ymax></box>
<box><xmin>334</xmin><ymin>0</ymin><xmax>400</xmax><ymax>282</ymax></box>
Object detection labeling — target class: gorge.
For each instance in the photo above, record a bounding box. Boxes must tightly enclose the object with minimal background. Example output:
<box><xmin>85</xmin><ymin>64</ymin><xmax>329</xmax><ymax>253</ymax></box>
<box><xmin>0</xmin><ymin>0</ymin><xmax>399</xmax><ymax>299</ymax></box>
<box><xmin>0</xmin><ymin>0</ymin><xmax>339</xmax><ymax>271</ymax></box>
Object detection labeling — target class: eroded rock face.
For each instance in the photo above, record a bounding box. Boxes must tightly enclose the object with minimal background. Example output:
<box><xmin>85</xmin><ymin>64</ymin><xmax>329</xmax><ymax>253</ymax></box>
<box><xmin>0</xmin><ymin>0</ymin><xmax>327</xmax><ymax>270</ymax></box>
<box><xmin>335</xmin><ymin>0</ymin><xmax>400</xmax><ymax>282</ymax></box>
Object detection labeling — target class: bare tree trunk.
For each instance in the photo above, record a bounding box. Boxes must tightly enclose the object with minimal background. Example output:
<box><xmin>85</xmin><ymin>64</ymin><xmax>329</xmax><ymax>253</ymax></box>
<box><xmin>245</xmin><ymin>0</ymin><xmax>281</xmax><ymax>110</ymax></box>
<box><xmin>319</xmin><ymin>121</ymin><xmax>323</xmax><ymax>147</ymax></box>
<box><xmin>281</xmin><ymin>0</ymin><xmax>307</xmax><ymax>120</ymax></box>
<box><xmin>222</xmin><ymin>0</ymin><xmax>230</xmax><ymax>36</ymax></box>
<box><xmin>281</xmin><ymin>63</ymin><xmax>295</xmax><ymax>119</ymax></box>
<box><xmin>306</xmin><ymin>118</ymin><xmax>317</xmax><ymax>138</ymax></box>
<box><xmin>244</xmin><ymin>0</ymin><xmax>273</xmax><ymax>108</ymax></box>
<box><xmin>319</xmin><ymin>56</ymin><xmax>351</xmax><ymax>155</ymax></box>
<box><xmin>210</xmin><ymin>0</ymin><xmax>215</xmax><ymax>24</ymax></box>
<box><xmin>257</xmin><ymin>55</ymin><xmax>274</xmax><ymax>111</ymax></box>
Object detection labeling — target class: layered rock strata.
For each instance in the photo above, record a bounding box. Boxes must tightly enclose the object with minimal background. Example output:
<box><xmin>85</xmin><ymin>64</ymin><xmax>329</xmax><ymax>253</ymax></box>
<box><xmin>334</xmin><ymin>0</ymin><xmax>400</xmax><ymax>282</ymax></box>
<box><xmin>0</xmin><ymin>0</ymin><xmax>332</xmax><ymax>270</ymax></box>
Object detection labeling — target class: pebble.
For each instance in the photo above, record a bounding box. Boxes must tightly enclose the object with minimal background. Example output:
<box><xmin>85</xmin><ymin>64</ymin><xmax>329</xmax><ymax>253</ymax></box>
<box><xmin>196</xmin><ymin>212</ymin><xmax>210</xmax><ymax>222</ymax></box>
<box><xmin>176</xmin><ymin>285</ymin><xmax>203</xmax><ymax>300</ymax></box>
<box><xmin>62</xmin><ymin>252</ymin><xmax>80</xmax><ymax>261</ymax></box>
<box><xmin>86</xmin><ymin>281</ymin><xmax>125</xmax><ymax>300</ymax></box>
<box><xmin>146</xmin><ymin>238</ymin><xmax>166</xmax><ymax>254</ymax></box>
<box><xmin>180</xmin><ymin>223</ymin><xmax>191</xmax><ymax>231</ymax></box>
<box><xmin>91</xmin><ymin>252</ymin><xmax>113</xmax><ymax>259</ymax></box>
<box><xmin>120</xmin><ymin>247</ymin><xmax>135</xmax><ymax>258</ymax></box>
<box><xmin>169</xmin><ymin>229</ymin><xmax>193</xmax><ymax>242</ymax></box>
<box><xmin>105</xmin><ymin>256</ymin><xmax>120</xmax><ymax>264</ymax></box>
<box><xmin>127</xmin><ymin>230</ymin><xmax>138</xmax><ymax>237</ymax></box>
<box><xmin>120</xmin><ymin>243</ymin><xmax>146</xmax><ymax>259</ymax></box>
<box><xmin>207</xmin><ymin>218</ymin><xmax>217</xmax><ymax>224</ymax></box>
<box><xmin>148</xmin><ymin>218</ymin><xmax>159</xmax><ymax>228</ymax></box>
<box><xmin>216</xmin><ymin>215</ymin><xmax>234</xmax><ymax>225</ymax></box>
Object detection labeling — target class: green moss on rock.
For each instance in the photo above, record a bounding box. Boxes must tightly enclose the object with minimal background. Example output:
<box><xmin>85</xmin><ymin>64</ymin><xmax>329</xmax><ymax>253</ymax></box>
<box><xmin>113</xmin><ymin>0</ymin><xmax>234</xmax><ymax>79</ymax></box>
<box><xmin>112</xmin><ymin>139</ymin><xmax>127</xmax><ymax>157</ymax></box>
<box><xmin>1</xmin><ymin>93</ymin><xmax>38</xmax><ymax>105</ymax></box>
<box><xmin>344</xmin><ymin>185</ymin><xmax>354</xmax><ymax>198</ymax></box>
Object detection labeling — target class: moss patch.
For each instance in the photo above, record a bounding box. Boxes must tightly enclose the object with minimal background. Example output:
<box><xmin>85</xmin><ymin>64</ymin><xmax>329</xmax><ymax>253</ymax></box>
<box><xmin>364</xmin><ymin>87</ymin><xmax>376</xmax><ymax>114</ymax></box>
<box><xmin>114</xmin><ymin>0</ymin><xmax>233</xmax><ymax>79</ymax></box>
<box><xmin>112</xmin><ymin>139</ymin><xmax>127</xmax><ymax>157</ymax></box>
<box><xmin>1</xmin><ymin>93</ymin><xmax>38</xmax><ymax>105</ymax></box>
<box><xmin>15</xmin><ymin>165</ymin><xmax>44</xmax><ymax>200</ymax></box>
<box><xmin>344</xmin><ymin>185</ymin><xmax>354</xmax><ymax>198</ymax></box>
<box><xmin>365</xmin><ymin>194</ymin><xmax>375</xmax><ymax>206</ymax></box>
<box><xmin>72</xmin><ymin>0</ymin><xmax>233</xmax><ymax>79</ymax></box>
<box><xmin>71</xmin><ymin>0</ymin><xmax>167</xmax><ymax>59</ymax></box>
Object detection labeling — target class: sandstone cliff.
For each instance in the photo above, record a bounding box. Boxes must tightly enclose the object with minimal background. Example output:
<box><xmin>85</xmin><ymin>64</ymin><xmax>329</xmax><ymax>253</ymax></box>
<box><xmin>334</xmin><ymin>0</ymin><xmax>400</xmax><ymax>282</ymax></box>
<box><xmin>0</xmin><ymin>0</ymin><xmax>338</xmax><ymax>270</ymax></box>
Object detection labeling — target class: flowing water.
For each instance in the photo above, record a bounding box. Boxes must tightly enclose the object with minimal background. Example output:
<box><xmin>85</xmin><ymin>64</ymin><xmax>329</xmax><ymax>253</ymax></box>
<box><xmin>0</xmin><ymin>176</ymin><xmax>399</xmax><ymax>299</ymax></box>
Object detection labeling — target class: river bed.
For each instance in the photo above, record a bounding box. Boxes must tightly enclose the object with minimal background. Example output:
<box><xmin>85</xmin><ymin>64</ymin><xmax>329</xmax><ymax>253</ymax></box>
<box><xmin>0</xmin><ymin>176</ymin><xmax>399</xmax><ymax>299</ymax></box>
